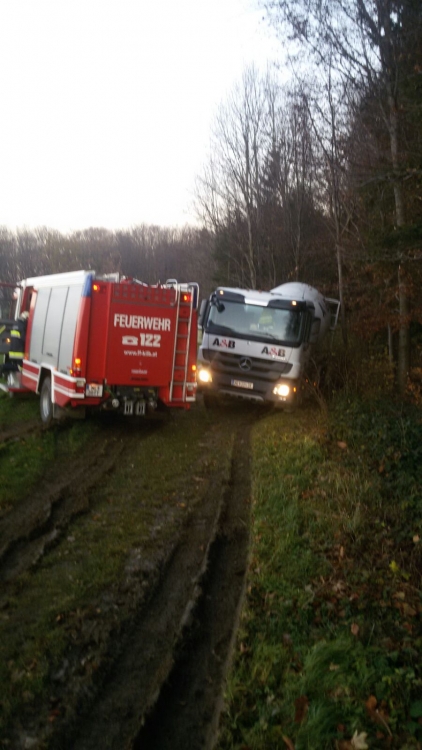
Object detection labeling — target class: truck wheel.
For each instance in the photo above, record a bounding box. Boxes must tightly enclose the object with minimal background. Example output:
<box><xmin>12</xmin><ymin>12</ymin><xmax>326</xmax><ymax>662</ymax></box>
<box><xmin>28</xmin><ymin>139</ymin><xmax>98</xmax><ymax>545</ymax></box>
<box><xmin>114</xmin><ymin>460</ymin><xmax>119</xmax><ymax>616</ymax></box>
<box><xmin>40</xmin><ymin>376</ymin><xmax>53</xmax><ymax>426</ymax></box>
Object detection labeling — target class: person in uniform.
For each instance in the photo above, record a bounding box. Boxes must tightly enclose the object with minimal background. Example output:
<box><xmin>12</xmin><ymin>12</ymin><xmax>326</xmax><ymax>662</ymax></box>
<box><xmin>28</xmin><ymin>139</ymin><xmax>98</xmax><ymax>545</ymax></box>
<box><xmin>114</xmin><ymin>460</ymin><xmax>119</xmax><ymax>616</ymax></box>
<box><xmin>3</xmin><ymin>312</ymin><xmax>28</xmax><ymax>374</ymax></box>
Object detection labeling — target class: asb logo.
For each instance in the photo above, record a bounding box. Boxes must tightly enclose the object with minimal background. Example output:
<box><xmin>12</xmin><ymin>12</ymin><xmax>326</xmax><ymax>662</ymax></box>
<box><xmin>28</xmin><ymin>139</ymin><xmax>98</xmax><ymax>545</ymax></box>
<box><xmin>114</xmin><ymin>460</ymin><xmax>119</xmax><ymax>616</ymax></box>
<box><xmin>212</xmin><ymin>338</ymin><xmax>236</xmax><ymax>349</ymax></box>
<box><xmin>261</xmin><ymin>346</ymin><xmax>286</xmax><ymax>358</ymax></box>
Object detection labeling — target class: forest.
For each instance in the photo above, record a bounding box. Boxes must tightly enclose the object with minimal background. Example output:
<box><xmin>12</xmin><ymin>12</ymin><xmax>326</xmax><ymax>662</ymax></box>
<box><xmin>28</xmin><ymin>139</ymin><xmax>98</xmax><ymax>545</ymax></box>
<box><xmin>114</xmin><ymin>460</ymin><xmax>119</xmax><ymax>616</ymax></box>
<box><xmin>1</xmin><ymin>0</ymin><xmax>421</xmax><ymax>397</ymax></box>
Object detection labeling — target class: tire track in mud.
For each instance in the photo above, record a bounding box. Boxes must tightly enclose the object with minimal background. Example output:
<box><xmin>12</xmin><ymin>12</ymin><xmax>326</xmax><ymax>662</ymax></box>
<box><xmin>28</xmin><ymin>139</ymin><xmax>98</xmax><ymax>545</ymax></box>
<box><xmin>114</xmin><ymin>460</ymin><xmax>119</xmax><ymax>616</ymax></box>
<box><xmin>0</xmin><ymin>418</ymin><xmax>44</xmax><ymax>445</ymax></box>
<box><xmin>0</xmin><ymin>417</ymin><xmax>164</xmax><ymax>583</ymax></box>
<box><xmin>59</xmin><ymin>419</ymin><xmax>252</xmax><ymax>750</ymax></box>
<box><xmin>136</xmin><ymin>422</ymin><xmax>252</xmax><ymax>750</ymax></box>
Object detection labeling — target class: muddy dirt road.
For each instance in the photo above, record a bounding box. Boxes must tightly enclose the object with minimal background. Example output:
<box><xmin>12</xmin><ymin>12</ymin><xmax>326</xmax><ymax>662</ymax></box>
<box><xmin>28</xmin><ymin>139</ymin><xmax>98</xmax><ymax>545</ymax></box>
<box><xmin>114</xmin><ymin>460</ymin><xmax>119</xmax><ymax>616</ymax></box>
<box><xmin>0</xmin><ymin>402</ymin><xmax>256</xmax><ymax>749</ymax></box>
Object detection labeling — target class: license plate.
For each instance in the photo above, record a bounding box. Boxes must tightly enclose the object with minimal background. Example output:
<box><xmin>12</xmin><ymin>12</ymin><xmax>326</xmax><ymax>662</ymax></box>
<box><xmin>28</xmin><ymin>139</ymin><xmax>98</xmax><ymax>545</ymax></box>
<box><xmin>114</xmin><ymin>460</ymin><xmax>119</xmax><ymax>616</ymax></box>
<box><xmin>231</xmin><ymin>379</ymin><xmax>253</xmax><ymax>390</ymax></box>
<box><xmin>85</xmin><ymin>383</ymin><xmax>103</xmax><ymax>397</ymax></box>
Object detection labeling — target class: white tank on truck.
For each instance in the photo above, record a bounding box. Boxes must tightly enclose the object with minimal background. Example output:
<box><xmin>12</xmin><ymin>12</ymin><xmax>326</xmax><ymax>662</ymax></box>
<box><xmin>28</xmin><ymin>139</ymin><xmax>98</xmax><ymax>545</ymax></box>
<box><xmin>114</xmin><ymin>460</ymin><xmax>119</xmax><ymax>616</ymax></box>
<box><xmin>197</xmin><ymin>281</ymin><xmax>340</xmax><ymax>408</ymax></box>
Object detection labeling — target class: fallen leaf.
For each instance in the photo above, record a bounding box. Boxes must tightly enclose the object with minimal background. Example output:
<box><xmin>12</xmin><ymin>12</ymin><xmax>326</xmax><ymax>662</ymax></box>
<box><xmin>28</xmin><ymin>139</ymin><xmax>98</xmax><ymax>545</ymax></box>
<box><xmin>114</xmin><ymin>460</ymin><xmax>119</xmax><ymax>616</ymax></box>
<box><xmin>393</xmin><ymin>591</ymin><xmax>405</xmax><ymax>600</ymax></box>
<box><xmin>351</xmin><ymin>730</ymin><xmax>369</xmax><ymax>749</ymax></box>
<box><xmin>366</xmin><ymin>695</ymin><xmax>377</xmax><ymax>712</ymax></box>
<box><xmin>337</xmin><ymin>441</ymin><xmax>347</xmax><ymax>450</ymax></box>
<box><xmin>402</xmin><ymin>603</ymin><xmax>417</xmax><ymax>617</ymax></box>
<box><xmin>351</xmin><ymin>622</ymin><xmax>360</xmax><ymax>636</ymax></box>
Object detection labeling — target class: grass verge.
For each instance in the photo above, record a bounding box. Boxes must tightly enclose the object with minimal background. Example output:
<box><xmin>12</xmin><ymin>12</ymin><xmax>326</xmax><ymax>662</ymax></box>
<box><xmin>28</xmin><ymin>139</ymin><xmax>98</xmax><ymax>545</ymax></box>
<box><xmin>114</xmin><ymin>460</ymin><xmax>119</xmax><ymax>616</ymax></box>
<box><xmin>0</xmin><ymin>392</ymin><xmax>99</xmax><ymax>516</ymax></box>
<box><xmin>218</xmin><ymin>397</ymin><xmax>422</xmax><ymax>750</ymax></box>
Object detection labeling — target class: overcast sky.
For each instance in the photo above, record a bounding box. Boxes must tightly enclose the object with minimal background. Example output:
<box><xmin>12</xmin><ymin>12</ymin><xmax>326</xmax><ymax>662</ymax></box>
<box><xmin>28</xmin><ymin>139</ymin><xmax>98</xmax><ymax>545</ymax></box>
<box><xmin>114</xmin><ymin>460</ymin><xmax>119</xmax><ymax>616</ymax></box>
<box><xmin>0</xmin><ymin>0</ymin><xmax>279</xmax><ymax>233</ymax></box>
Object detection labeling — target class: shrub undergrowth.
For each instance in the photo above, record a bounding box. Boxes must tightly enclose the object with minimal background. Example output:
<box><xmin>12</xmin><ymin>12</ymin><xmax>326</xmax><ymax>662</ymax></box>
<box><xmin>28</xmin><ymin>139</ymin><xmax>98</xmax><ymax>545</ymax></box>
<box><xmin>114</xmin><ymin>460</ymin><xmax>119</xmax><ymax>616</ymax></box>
<box><xmin>218</xmin><ymin>397</ymin><xmax>422</xmax><ymax>750</ymax></box>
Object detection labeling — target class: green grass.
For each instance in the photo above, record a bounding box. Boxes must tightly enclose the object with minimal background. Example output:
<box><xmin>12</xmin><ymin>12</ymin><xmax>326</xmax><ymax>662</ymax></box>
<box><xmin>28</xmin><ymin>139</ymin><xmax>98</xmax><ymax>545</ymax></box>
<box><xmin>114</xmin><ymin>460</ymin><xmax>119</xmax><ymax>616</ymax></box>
<box><xmin>0</xmin><ymin>435</ymin><xmax>55</xmax><ymax>515</ymax></box>
<box><xmin>0</xmin><ymin>389</ymin><xmax>40</xmax><ymax>428</ymax></box>
<box><xmin>0</xmin><ymin>391</ymin><xmax>53</xmax><ymax>514</ymax></box>
<box><xmin>218</xmin><ymin>399</ymin><xmax>422</xmax><ymax>750</ymax></box>
<box><xmin>0</xmin><ymin>393</ymin><xmax>102</xmax><ymax>515</ymax></box>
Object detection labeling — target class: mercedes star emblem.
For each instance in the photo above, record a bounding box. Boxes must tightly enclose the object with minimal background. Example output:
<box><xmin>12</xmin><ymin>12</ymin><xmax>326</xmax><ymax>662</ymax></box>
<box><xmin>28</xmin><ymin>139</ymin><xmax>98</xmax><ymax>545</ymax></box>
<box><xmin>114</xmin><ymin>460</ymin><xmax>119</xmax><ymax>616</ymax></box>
<box><xmin>239</xmin><ymin>357</ymin><xmax>252</xmax><ymax>371</ymax></box>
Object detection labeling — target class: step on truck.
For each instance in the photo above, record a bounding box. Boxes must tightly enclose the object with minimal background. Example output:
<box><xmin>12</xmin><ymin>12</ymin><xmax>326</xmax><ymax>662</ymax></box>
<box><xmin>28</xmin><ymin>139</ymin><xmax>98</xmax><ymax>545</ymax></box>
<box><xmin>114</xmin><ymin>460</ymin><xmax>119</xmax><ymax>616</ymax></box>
<box><xmin>197</xmin><ymin>282</ymin><xmax>340</xmax><ymax>409</ymax></box>
<box><xmin>0</xmin><ymin>271</ymin><xmax>199</xmax><ymax>424</ymax></box>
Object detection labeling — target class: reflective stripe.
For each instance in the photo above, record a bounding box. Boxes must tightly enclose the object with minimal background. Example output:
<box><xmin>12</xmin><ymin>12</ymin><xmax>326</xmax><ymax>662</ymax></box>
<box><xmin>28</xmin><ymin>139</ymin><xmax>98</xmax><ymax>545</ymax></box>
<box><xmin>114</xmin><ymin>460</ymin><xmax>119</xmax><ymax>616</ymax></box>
<box><xmin>10</xmin><ymin>330</ymin><xmax>21</xmax><ymax>339</ymax></box>
<box><xmin>9</xmin><ymin>351</ymin><xmax>24</xmax><ymax>359</ymax></box>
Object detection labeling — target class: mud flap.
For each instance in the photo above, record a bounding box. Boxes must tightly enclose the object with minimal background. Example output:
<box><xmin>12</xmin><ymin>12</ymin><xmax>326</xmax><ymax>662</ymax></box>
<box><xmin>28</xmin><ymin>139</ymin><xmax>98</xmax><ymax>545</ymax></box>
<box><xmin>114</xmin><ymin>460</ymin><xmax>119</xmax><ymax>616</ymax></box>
<box><xmin>135</xmin><ymin>401</ymin><xmax>146</xmax><ymax>416</ymax></box>
<box><xmin>124</xmin><ymin>400</ymin><xmax>134</xmax><ymax>415</ymax></box>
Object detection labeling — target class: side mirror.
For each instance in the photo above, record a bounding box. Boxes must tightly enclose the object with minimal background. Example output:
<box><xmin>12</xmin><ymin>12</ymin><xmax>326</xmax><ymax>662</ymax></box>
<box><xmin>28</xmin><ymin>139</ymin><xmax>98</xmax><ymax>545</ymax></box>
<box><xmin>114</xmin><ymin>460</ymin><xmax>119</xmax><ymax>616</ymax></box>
<box><xmin>198</xmin><ymin>299</ymin><xmax>209</xmax><ymax>328</ymax></box>
<box><xmin>309</xmin><ymin>317</ymin><xmax>321</xmax><ymax>344</ymax></box>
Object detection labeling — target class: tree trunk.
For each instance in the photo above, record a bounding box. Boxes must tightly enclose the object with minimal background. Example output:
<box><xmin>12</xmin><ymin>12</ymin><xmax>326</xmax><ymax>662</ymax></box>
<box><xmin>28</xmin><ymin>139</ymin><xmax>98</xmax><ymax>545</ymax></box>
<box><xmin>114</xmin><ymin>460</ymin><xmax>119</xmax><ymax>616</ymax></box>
<box><xmin>387</xmin><ymin>324</ymin><xmax>394</xmax><ymax>367</ymax></box>
<box><xmin>336</xmin><ymin>241</ymin><xmax>347</xmax><ymax>348</ymax></box>
<box><xmin>385</xmin><ymin>59</ymin><xmax>409</xmax><ymax>394</ymax></box>
<box><xmin>397</xmin><ymin>266</ymin><xmax>410</xmax><ymax>394</ymax></box>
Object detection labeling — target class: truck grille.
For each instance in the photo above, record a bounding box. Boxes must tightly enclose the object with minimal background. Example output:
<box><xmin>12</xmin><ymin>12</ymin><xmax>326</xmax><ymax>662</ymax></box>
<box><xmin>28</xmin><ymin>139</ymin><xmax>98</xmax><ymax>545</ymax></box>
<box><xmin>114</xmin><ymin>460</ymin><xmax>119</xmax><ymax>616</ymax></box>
<box><xmin>203</xmin><ymin>349</ymin><xmax>293</xmax><ymax>395</ymax></box>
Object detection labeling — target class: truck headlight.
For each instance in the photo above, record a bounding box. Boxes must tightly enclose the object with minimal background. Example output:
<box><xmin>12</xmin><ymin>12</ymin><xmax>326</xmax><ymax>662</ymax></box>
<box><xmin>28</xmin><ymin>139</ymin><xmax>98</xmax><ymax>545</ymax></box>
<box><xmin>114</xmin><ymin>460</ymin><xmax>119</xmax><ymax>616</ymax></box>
<box><xmin>273</xmin><ymin>383</ymin><xmax>290</xmax><ymax>397</ymax></box>
<box><xmin>198</xmin><ymin>368</ymin><xmax>212</xmax><ymax>384</ymax></box>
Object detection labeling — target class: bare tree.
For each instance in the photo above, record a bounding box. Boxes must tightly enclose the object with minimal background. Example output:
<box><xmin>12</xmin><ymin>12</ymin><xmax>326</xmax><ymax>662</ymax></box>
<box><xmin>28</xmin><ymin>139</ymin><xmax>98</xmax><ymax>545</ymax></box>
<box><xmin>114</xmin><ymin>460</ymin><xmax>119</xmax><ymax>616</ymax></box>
<box><xmin>195</xmin><ymin>67</ymin><xmax>271</xmax><ymax>288</ymax></box>
<box><xmin>272</xmin><ymin>85</ymin><xmax>320</xmax><ymax>280</ymax></box>
<box><xmin>298</xmin><ymin>68</ymin><xmax>354</xmax><ymax>346</ymax></box>
<box><xmin>196</xmin><ymin>68</ymin><xmax>330</xmax><ymax>290</ymax></box>
<box><xmin>263</xmin><ymin>0</ymin><xmax>422</xmax><ymax>390</ymax></box>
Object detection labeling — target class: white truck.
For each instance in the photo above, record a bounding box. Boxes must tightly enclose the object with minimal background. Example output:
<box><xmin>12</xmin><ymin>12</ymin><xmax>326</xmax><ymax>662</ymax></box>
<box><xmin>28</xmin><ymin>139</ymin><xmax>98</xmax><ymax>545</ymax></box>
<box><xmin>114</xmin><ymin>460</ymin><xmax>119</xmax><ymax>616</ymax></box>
<box><xmin>197</xmin><ymin>282</ymin><xmax>340</xmax><ymax>408</ymax></box>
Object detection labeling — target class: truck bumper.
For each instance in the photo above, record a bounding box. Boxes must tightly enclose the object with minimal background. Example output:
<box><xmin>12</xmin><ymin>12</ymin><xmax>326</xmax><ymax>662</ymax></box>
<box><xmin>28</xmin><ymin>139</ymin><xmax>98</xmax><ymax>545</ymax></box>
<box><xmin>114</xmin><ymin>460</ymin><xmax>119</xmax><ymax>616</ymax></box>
<box><xmin>197</xmin><ymin>371</ymin><xmax>298</xmax><ymax>406</ymax></box>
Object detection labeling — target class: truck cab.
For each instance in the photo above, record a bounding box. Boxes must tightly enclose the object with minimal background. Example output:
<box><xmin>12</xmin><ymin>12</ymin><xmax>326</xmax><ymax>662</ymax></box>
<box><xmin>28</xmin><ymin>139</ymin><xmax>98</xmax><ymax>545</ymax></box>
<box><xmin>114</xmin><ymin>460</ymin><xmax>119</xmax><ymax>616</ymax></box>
<box><xmin>197</xmin><ymin>283</ymin><xmax>339</xmax><ymax>408</ymax></box>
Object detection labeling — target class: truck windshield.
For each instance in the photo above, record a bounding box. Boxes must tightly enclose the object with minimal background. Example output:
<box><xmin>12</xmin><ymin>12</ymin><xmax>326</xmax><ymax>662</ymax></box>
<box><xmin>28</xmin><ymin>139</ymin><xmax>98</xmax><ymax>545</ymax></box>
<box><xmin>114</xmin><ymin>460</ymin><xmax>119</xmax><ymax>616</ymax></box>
<box><xmin>207</xmin><ymin>301</ymin><xmax>302</xmax><ymax>344</ymax></box>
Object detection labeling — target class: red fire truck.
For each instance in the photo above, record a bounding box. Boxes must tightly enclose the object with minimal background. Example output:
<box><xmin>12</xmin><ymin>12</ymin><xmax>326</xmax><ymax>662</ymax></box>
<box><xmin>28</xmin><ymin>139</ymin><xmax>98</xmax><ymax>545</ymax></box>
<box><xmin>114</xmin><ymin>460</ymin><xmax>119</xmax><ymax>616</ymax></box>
<box><xmin>0</xmin><ymin>271</ymin><xmax>199</xmax><ymax>424</ymax></box>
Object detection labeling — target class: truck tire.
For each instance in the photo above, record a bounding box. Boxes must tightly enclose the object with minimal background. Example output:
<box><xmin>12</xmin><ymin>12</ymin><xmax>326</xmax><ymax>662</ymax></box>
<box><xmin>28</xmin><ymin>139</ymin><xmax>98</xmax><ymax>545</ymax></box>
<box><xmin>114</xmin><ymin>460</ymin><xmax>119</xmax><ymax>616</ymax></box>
<box><xmin>40</xmin><ymin>376</ymin><xmax>53</xmax><ymax>426</ymax></box>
